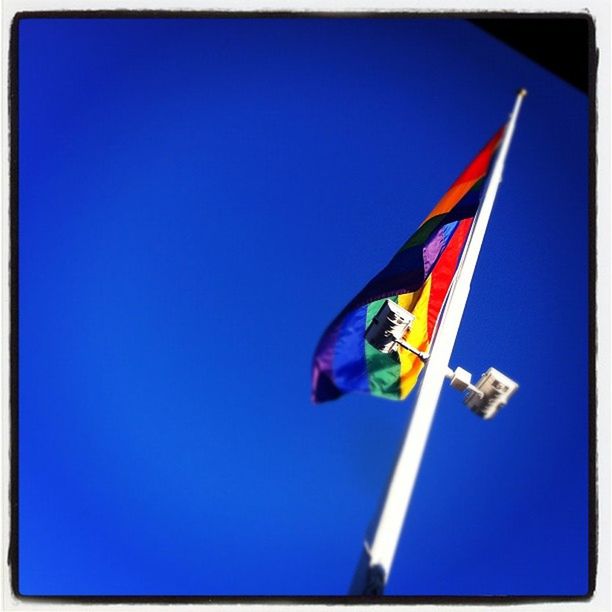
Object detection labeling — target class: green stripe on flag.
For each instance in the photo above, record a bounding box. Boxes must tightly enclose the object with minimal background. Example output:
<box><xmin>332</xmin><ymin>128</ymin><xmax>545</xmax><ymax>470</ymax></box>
<box><xmin>399</xmin><ymin>214</ymin><xmax>446</xmax><ymax>251</ymax></box>
<box><xmin>365</xmin><ymin>297</ymin><xmax>402</xmax><ymax>400</ymax></box>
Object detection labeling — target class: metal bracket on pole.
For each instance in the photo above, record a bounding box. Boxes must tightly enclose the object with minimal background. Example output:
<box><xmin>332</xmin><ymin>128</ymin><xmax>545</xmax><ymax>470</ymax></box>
<box><xmin>395</xmin><ymin>337</ymin><xmax>429</xmax><ymax>362</ymax></box>
<box><xmin>364</xmin><ymin>298</ymin><xmax>430</xmax><ymax>361</ymax></box>
<box><xmin>445</xmin><ymin>366</ymin><xmax>483</xmax><ymax>398</ymax></box>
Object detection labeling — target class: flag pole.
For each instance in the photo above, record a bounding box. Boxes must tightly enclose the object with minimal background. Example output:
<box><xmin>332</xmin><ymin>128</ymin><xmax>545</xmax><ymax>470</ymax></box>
<box><xmin>355</xmin><ymin>90</ymin><xmax>527</xmax><ymax>594</ymax></box>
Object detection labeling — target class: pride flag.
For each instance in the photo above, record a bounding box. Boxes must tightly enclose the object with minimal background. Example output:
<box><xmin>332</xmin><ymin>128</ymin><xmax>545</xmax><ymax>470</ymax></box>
<box><xmin>311</xmin><ymin>126</ymin><xmax>504</xmax><ymax>403</ymax></box>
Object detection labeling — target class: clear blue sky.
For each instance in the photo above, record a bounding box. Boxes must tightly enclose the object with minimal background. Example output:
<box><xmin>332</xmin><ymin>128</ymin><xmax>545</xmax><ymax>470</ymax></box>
<box><xmin>18</xmin><ymin>17</ymin><xmax>589</xmax><ymax>597</ymax></box>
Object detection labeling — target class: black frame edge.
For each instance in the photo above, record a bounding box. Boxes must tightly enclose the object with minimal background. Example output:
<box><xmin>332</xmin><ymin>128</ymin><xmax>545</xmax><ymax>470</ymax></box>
<box><xmin>586</xmin><ymin>9</ymin><xmax>598</xmax><ymax>600</ymax></box>
<box><xmin>8</xmin><ymin>10</ymin><xmax>21</xmax><ymax>600</ymax></box>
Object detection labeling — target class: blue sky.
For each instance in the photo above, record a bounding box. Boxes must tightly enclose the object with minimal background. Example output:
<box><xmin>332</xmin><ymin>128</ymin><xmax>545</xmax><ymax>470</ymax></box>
<box><xmin>18</xmin><ymin>17</ymin><xmax>589</xmax><ymax>596</ymax></box>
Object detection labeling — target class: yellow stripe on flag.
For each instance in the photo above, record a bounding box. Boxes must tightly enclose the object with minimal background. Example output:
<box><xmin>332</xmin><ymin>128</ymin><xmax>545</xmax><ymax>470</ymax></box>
<box><xmin>397</xmin><ymin>276</ymin><xmax>433</xmax><ymax>399</ymax></box>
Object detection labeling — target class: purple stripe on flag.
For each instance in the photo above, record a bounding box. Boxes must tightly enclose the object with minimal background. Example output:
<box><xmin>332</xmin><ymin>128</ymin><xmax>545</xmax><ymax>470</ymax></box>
<box><xmin>311</xmin><ymin>319</ymin><xmax>343</xmax><ymax>402</ymax></box>
<box><xmin>422</xmin><ymin>220</ymin><xmax>458</xmax><ymax>277</ymax></box>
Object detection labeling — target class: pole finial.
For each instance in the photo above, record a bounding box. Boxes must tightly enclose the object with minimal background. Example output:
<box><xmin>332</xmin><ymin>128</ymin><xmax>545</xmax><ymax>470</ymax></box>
<box><xmin>518</xmin><ymin>88</ymin><xmax>528</xmax><ymax>97</ymax></box>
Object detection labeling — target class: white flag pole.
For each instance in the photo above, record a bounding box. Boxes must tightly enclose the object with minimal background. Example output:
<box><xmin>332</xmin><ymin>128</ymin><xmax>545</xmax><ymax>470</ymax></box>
<box><xmin>360</xmin><ymin>89</ymin><xmax>527</xmax><ymax>593</ymax></box>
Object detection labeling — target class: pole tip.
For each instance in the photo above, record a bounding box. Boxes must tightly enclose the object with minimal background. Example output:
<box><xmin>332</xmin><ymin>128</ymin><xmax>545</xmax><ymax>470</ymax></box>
<box><xmin>518</xmin><ymin>88</ymin><xmax>528</xmax><ymax>97</ymax></box>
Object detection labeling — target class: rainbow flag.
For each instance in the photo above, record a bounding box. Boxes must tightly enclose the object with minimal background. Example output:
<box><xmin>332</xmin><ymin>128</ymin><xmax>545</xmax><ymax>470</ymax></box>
<box><xmin>311</xmin><ymin>126</ymin><xmax>504</xmax><ymax>403</ymax></box>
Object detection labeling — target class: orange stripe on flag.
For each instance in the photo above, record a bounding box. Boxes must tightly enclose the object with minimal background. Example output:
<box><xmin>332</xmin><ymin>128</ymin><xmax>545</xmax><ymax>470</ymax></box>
<box><xmin>420</xmin><ymin>127</ymin><xmax>504</xmax><ymax>225</ymax></box>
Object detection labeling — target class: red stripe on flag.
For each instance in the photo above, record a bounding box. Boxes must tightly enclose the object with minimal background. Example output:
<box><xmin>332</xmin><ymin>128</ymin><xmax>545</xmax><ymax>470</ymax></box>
<box><xmin>451</xmin><ymin>127</ymin><xmax>504</xmax><ymax>187</ymax></box>
<box><xmin>427</xmin><ymin>218</ymin><xmax>473</xmax><ymax>339</ymax></box>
